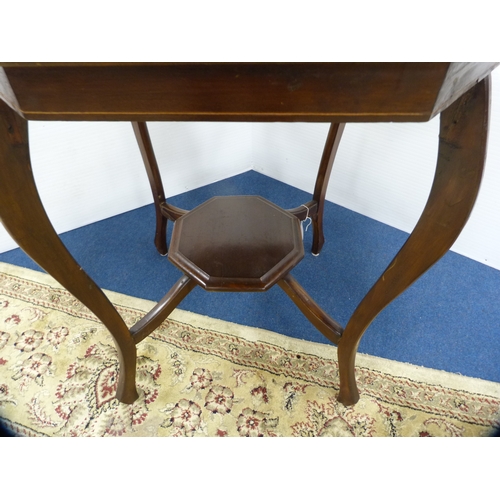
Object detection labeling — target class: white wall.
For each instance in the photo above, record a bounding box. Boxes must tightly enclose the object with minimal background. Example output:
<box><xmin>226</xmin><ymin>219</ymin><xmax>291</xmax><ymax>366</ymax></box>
<box><xmin>0</xmin><ymin>121</ymin><xmax>252</xmax><ymax>252</ymax></box>
<box><xmin>1</xmin><ymin>68</ymin><xmax>499</xmax><ymax>271</ymax></box>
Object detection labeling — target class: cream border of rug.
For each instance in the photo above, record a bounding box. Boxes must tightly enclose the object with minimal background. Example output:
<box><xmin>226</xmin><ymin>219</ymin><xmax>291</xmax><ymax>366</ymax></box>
<box><xmin>2</xmin><ymin>261</ymin><xmax>500</xmax><ymax>399</ymax></box>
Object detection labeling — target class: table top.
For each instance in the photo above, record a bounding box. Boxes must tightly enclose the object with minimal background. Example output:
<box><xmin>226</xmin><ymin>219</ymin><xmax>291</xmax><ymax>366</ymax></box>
<box><xmin>0</xmin><ymin>62</ymin><xmax>498</xmax><ymax>123</ymax></box>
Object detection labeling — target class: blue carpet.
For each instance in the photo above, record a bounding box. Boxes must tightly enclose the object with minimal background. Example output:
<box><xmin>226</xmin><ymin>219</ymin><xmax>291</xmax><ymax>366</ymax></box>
<box><xmin>1</xmin><ymin>171</ymin><xmax>500</xmax><ymax>383</ymax></box>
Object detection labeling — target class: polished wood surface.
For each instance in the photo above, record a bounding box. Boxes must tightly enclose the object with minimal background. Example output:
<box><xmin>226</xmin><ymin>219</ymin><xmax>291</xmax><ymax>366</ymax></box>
<box><xmin>278</xmin><ymin>274</ymin><xmax>343</xmax><ymax>344</ymax></box>
<box><xmin>0</xmin><ymin>63</ymin><xmax>496</xmax><ymax>406</ymax></box>
<box><xmin>169</xmin><ymin>196</ymin><xmax>304</xmax><ymax>292</ymax></box>
<box><xmin>0</xmin><ymin>98</ymin><xmax>139</xmax><ymax>403</ymax></box>
<box><xmin>163</xmin><ymin>194</ymin><xmax>342</xmax><ymax>347</ymax></box>
<box><xmin>309</xmin><ymin>122</ymin><xmax>345</xmax><ymax>255</ymax></box>
<box><xmin>337</xmin><ymin>75</ymin><xmax>491</xmax><ymax>405</ymax></box>
<box><xmin>1</xmin><ymin>63</ymin><xmax>497</xmax><ymax>122</ymax></box>
<box><xmin>132</xmin><ymin>121</ymin><xmax>169</xmax><ymax>255</ymax></box>
<box><xmin>133</xmin><ymin>120</ymin><xmax>344</xmax><ymax>257</ymax></box>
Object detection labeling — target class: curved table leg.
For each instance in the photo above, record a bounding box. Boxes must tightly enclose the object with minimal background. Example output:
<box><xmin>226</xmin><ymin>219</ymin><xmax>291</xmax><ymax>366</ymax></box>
<box><xmin>0</xmin><ymin>101</ymin><xmax>139</xmax><ymax>403</ymax></box>
<box><xmin>337</xmin><ymin>76</ymin><xmax>491</xmax><ymax>406</ymax></box>
<box><xmin>132</xmin><ymin>121</ymin><xmax>168</xmax><ymax>255</ymax></box>
<box><xmin>311</xmin><ymin>122</ymin><xmax>345</xmax><ymax>255</ymax></box>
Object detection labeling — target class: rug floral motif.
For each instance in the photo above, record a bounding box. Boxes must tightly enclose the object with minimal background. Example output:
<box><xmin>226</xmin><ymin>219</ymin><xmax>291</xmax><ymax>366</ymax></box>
<box><xmin>0</xmin><ymin>263</ymin><xmax>499</xmax><ymax>437</ymax></box>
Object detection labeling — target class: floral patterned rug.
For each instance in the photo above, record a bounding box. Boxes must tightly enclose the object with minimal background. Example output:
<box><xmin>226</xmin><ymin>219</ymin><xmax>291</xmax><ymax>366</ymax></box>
<box><xmin>0</xmin><ymin>262</ymin><xmax>499</xmax><ymax>437</ymax></box>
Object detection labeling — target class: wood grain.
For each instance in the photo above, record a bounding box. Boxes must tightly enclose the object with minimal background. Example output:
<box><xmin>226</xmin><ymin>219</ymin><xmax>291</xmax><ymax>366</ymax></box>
<box><xmin>2</xmin><ymin>63</ymin><xmax>496</xmax><ymax>122</ymax></box>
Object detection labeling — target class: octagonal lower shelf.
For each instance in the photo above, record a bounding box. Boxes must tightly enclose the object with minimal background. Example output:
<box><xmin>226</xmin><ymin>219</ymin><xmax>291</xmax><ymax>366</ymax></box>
<box><xmin>168</xmin><ymin>196</ymin><xmax>305</xmax><ymax>291</ymax></box>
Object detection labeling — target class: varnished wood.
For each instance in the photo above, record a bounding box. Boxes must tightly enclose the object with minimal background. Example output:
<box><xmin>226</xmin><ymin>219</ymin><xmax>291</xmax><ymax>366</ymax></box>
<box><xmin>1</xmin><ymin>63</ymin><xmax>497</xmax><ymax>122</ymax></box>
<box><xmin>131</xmin><ymin>275</ymin><xmax>196</xmax><ymax>344</ymax></box>
<box><xmin>278</xmin><ymin>274</ymin><xmax>343</xmax><ymax>344</ymax></box>
<box><xmin>131</xmin><ymin>121</ymin><xmax>188</xmax><ymax>255</ymax></box>
<box><xmin>432</xmin><ymin>63</ymin><xmax>497</xmax><ymax>116</ymax></box>
<box><xmin>288</xmin><ymin>200</ymin><xmax>317</xmax><ymax>220</ymax></box>
<box><xmin>159</xmin><ymin>203</ymin><xmax>187</xmax><ymax>221</ymax></box>
<box><xmin>337</xmin><ymin>75</ymin><xmax>491</xmax><ymax>406</ymax></box>
<box><xmin>0</xmin><ymin>63</ymin><xmax>496</xmax><ymax>407</ymax></box>
<box><xmin>132</xmin><ymin>121</ymin><xmax>168</xmax><ymax>255</ymax></box>
<box><xmin>168</xmin><ymin>196</ymin><xmax>305</xmax><ymax>291</ymax></box>
<box><xmin>134</xmin><ymin>120</ymin><xmax>344</xmax><ymax>257</ymax></box>
<box><xmin>167</xmin><ymin>196</ymin><xmax>343</xmax><ymax>348</ymax></box>
<box><xmin>285</xmin><ymin>122</ymin><xmax>345</xmax><ymax>255</ymax></box>
<box><xmin>310</xmin><ymin>122</ymin><xmax>345</xmax><ymax>255</ymax></box>
<box><xmin>0</xmin><ymin>99</ymin><xmax>139</xmax><ymax>403</ymax></box>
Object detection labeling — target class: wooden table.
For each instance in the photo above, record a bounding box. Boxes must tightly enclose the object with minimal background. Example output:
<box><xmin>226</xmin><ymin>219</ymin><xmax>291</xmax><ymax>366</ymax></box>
<box><xmin>0</xmin><ymin>63</ymin><xmax>497</xmax><ymax>406</ymax></box>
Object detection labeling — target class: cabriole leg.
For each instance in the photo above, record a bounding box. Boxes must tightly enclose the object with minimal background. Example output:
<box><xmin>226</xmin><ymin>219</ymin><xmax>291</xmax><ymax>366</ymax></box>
<box><xmin>0</xmin><ymin>101</ymin><xmax>139</xmax><ymax>403</ymax></box>
<box><xmin>337</xmin><ymin>77</ymin><xmax>491</xmax><ymax>406</ymax></box>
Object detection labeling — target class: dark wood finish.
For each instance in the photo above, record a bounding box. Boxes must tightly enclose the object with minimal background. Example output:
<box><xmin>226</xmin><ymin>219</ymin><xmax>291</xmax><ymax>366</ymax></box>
<box><xmin>166</xmin><ymin>195</ymin><xmax>341</xmax><ymax>348</ymax></box>
<box><xmin>132</xmin><ymin>121</ymin><xmax>169</xmax><ymax>255</ymax></box>
<box><xmin>337</xmin><ymin>75</ymin><xmax>491</xmax><ymax>405</ymax></box>
<box><xmin>309</xmin><ymin>122</ymin><xmax>345</xmax><ymax>255</ymax></box>
<box><xmin>278</xmin><ymin>274</ymin><xmax>343</xmax><ymax>343</ymax></box>
<box><xmin>284</xmin><ymin>122</ymin><xmax>345</xmax><ymax>255</ymax></box>
<box><xmin>1</xmin><ymin>63</ymin><xmax>497</xmax><ymax>122</ymax></box>
<box><xmin>168</xmin><ymin>196</ymin><xmax>305</xmax><ymax>291</ymax></box>
<box><xmin>130</xmin><ymin>275</ymin><xmax>196</xmax><ymax>344</ymax></box>
<box><xmin>0</xmin><ymin>63</ymin><xmax>496</xmax><ymax>406</ymax></box>
<box><xmin>0</xmin><ymin>99</ymin><xmax>139</xmax><ymax>403</ymax></box>
<box><xmin>432</xmin><ymin>62</ymin><xmax>497</xmax><ymax>116</ymax></box>
<box><xmin>133</xmin><ymin>120</ymin><xmax>344</xmax><ymax>257</ymax></box>
<box><xmin>131</xmin><ymin>121</ymin><xmax>189</xmax><ymax>255</ymax></box>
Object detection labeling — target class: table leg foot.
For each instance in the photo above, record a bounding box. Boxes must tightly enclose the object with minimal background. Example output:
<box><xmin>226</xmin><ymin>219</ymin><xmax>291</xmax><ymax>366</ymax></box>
<box><xmin>311</xmin><ymin>214</ymin><xmax>325</xmax><ymax>256</ymax></box>
<box><xmin>337</xmin><ymin>76</ymin><xmax>491</xmax><ymax>406</ymax></box>
<box><xmin>115</xmin><ymin>349</ymin><xmax>140</xmax><ymax>403</ymax></box>
<box><xmin>337</xmin><ymin>364</ymin><xmax>360</xmax><ymax>407</ymax></box>
<box><xmin>154</xmin><ymin>217</ymin><xmax>168</xmax><ymax>256</ymax></box>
